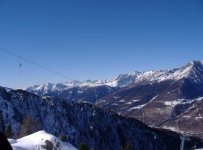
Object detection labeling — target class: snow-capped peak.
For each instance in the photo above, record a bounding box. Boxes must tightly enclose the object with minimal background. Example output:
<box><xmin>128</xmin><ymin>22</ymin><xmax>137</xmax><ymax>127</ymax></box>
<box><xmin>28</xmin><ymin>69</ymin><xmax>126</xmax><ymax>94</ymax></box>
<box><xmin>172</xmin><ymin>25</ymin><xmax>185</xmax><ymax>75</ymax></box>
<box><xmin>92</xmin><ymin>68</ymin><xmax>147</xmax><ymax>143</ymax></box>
<box><xmin>105</xmin><ymin>71</ymin><xmax>141</xmax><ymax>87</ymax></box>
<box><xmin>138</xmin><ymin>60</ymin><xmax>203</xmax><ymax>83</ymax></box>
<box><xmin>183</xmin><ymin>60</ymin><xmax>203</xmax><ymax>69</ymax></box>
<box><xmin>26</xmin><ymin>60</ymin><xmax>203</xmax><ymax>94</ymax></box>
<box><xmin>26</xmin><ymin>72</ymin><xmax>141</xmax><ymax>93</ymax></box>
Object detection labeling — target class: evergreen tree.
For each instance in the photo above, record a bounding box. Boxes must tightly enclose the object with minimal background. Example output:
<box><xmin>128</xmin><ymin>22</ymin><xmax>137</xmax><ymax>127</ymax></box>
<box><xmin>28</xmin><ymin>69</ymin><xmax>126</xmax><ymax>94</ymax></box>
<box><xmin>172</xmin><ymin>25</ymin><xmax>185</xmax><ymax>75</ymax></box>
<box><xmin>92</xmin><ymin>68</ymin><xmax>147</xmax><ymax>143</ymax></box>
<box><xmin>190</xmin><ymin>146</ymin><xmax>196</xmax><ymax>150</ymax></box>
<box><xmin>79</xmin><ymin>143</ymin><xmax>89</xmax><ymax>150</ymax></box>
<box><xmin>120</xmin><ymin>146</ymin><xmax>125</xmax><ymax>150</ymax></box>
<box><xmin>125</xmin><ymin>141</ymin><xmax>133</xmax><ymax>150</ymax></box>
<box><xmin>5</xmin><ymin>123</ymin><xmax>12</xmax><ymax>138</ymax></box>
<box><xmin>0</xmin><ymin>112</ymin><xmax>4</xmax><ymax>132</ymax></box>
<box><xmin>120</xmin><ymin>141</ymin><xmax>133</xmax><ymax>150</ymax></box>
<box><xmin>60</xmin><ymin>135</ymin><xmax>67</xmax><ymax>142</ymax></box>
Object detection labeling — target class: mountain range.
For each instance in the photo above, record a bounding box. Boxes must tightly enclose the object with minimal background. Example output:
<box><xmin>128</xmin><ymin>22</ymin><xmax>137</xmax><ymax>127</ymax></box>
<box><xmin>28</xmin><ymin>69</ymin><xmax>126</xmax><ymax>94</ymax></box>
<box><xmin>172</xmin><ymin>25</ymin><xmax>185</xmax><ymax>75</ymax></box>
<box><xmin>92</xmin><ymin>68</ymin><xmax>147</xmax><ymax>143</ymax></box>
<box><xmin>26</xmin><ymin>60</ymin><xmax>203</xmax><ymax>137</ymax></box>
<box><xmin>1</xmin><ymin>86</ymin><xmax>202</xmax><ymax>149</ymax></box>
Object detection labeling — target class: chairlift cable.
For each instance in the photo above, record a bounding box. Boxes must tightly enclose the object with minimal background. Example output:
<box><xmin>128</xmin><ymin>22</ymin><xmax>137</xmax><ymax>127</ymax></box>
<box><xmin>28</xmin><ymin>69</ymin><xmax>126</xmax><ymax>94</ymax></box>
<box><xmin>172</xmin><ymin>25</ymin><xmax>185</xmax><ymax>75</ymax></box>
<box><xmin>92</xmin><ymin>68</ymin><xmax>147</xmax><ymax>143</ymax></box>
<box><xmin>0</xmin><ymin>48</ymin><xmax>75</xmax><ymax>81</ymax></box>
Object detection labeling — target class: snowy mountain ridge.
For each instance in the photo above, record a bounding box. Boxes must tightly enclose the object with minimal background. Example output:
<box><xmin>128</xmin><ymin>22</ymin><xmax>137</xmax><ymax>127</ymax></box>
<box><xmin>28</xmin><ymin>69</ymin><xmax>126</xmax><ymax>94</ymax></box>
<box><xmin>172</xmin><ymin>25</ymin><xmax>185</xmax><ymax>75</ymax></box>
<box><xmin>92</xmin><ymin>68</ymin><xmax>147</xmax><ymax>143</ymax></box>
<box><xmin>27</xmin><ymin>71</ymin><xmax>140</xmax><ymax>92</ymax></box>
<box><xmin>133</xmin><ymin>60</ymin><xmax>203</xmax><ymax>84</ymax></box>
<box><xmin>27</xmin><ymin>60</ymin><xmax>203</xmax><ymax>95</ymax></box>
<box><xmin>96</xmin><ymin>60</ymin><xmax>203</xmax><ymax>137</ymax></box>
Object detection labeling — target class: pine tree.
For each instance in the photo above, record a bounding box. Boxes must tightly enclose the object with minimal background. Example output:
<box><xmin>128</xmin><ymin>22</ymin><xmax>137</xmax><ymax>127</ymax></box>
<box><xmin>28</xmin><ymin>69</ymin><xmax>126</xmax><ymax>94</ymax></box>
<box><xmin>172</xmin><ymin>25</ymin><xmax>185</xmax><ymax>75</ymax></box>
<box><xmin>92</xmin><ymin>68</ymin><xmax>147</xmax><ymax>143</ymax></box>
<box><xmin>125</xmin><ymin>141</ymin><xmax>133</xmax><ymax>150</ymax></box>
<box><xmin>60</xmin><ymin>135</ymin><xmax>67</xmax><ymax>142</ymax></box>
<box><xmin>190</xmin><ymin>146</ymin><xmax>196</xmax><ymax>150</ymax></box>
<box><xmin>121</xmin><ymin>141</ymin><xmax>133</xmax><ymax>150</ymax></box>
<box><xmin>120</xmin><ymin>146</ymin><xmax>125</xmax><ymax>150</ymax></box>
<box><xmin>5</xmin><ymin>123</ymin><xmax>12</xmax><ymax>138</ymax></box>
<box><xmin>79</xmin><ymin>143</ymin><xmax>89</xmax><ymax>150</ymax></box>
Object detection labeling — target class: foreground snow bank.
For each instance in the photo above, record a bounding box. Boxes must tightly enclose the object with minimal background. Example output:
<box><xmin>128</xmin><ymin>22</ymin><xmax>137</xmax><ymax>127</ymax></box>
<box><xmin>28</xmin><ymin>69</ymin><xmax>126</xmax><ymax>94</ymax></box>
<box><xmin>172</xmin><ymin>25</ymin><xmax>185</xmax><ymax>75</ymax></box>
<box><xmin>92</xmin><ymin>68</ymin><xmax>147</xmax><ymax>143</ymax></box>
<box><xmin>8</xmin><ymin>130</ymin><xmax>78</xmax><ymax>150</ymax></box>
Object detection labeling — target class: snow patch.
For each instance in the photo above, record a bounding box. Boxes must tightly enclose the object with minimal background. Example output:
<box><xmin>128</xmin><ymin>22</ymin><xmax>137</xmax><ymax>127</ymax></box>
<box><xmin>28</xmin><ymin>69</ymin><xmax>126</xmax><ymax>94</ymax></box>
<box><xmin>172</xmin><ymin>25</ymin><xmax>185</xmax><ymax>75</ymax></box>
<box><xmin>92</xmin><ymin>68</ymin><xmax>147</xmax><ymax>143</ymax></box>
<box><xmin>9</xmin><ymin>131</ymin><xmax>77</xmax><ymax>150</ymax></box>
<box><xmin>164</xmin><ymin>100</ymin><xmax>182</xmax><ymax>106</ymax></box>
<box><xmin>161</xmin><ymin>126</ymin><xmax>181</xmax><ymax>133</ymax></box>
<box><xmin>126</xmin><ymin>101</ymin><xmax>133</xmax><ymax>105</ymax></box>
<box><xmin>112</xmin><ymin>103</ymin><xmax>118</xmax><ymax>106</ymax></box>
<box><xmin>129</xmin><ymin>104</ymin><xmax>146</xmax><ymax>110</ymax></box>
<box><xmin>119</xmin><ymin>99</ymin><xmax>126</xmax><ymax>102</ymax></box>
<box><xmin>132</xmin><ymin>99</ymin><xmax>140</xmax><ymax>102</ymax></box>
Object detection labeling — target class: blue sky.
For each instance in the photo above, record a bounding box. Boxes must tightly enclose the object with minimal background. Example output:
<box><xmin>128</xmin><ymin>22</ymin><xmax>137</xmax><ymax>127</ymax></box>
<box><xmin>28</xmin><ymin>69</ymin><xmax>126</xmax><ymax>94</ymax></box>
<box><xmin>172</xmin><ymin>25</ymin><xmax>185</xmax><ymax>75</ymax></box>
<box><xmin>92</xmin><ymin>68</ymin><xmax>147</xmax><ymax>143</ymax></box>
<box><xmin>0</xmin><ymin>0</ymin><xmax>203</xmax><ymax>88</ymax></box>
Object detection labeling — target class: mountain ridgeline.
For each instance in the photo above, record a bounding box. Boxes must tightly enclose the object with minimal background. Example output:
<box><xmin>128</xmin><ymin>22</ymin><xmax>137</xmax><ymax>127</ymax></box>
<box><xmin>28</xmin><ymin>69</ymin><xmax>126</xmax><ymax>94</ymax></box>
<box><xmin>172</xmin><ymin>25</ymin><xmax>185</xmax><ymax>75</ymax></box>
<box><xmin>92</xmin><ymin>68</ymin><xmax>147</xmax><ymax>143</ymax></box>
<box><xmin>0</xmin><ymin>86</ymin><xmax>203</xmax><ymax>149</ymax></box>
<box><xmin>26</xmin><ymin>60</ymin><xmax>203</xmax><ymax>137</ymax></box>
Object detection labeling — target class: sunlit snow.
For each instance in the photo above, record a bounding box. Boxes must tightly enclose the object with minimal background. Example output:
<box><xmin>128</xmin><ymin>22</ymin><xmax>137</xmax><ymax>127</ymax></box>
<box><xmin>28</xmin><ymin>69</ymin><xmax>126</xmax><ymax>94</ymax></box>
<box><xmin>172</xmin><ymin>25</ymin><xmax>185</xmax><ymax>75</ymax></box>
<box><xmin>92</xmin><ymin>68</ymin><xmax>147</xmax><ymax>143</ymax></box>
<box><xmin>9</xmin><ymin>131</ymin><xmax>77</xmax><ymax>150</ymax></box>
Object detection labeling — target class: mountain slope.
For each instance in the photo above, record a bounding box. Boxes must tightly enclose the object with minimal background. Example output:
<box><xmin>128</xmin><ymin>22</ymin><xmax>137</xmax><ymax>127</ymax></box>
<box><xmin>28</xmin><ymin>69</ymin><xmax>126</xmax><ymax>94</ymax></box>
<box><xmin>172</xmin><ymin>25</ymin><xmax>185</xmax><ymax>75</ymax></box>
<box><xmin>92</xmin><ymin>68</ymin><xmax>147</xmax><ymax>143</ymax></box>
<box><xmin>1</xmin><ymin>86</ymin><xmax>202</xmax><ymax>150</ymax></box>
<box><xmin>97</xmin><ymin>61</ymin><xmax>203</xmax><ymax>136</ymax></box>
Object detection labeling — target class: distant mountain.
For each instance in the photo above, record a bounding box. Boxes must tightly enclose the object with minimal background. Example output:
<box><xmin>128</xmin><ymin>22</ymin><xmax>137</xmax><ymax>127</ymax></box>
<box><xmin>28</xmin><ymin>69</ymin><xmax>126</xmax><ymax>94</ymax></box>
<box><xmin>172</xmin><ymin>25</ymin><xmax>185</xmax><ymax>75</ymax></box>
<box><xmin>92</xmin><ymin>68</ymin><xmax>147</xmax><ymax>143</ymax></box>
<box><xmin>26</xmin><ymin>71</ymin><xmax>140</xmax><ymax>93</ymax></box>
<box><xmin>97</xmin><ymin>60</ymin><xmax>203</xmax><ymax>137</ymax></box>
<box><xmin>26</xmin><ymin>60</ymin><xmax>203</xmax><ymax>137</ymax></box>
<box><xmin>1</xmin><ymin>86</ymin><xmax>202</xmax><ymax>150</ymax></box>
<box><xmin>26</xmin><ymin>72</ymin><xmax>140</xmax><ymax>103</ymax></box>
<box><xmin>27</xmin><ymin>61</ymin><xmax>203</xmax><ymax>101</ymax></box>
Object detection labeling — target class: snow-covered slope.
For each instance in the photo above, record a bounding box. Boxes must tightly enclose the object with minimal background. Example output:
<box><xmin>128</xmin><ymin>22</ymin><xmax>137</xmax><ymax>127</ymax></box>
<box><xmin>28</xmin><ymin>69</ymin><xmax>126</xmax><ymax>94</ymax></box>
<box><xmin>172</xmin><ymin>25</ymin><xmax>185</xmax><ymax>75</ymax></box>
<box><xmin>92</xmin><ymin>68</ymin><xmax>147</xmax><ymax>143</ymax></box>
<box><xmin>128</xmin><ymin>60</ymin><xmax>203</xmax><ymax>84</ymax></box>
<box><xmin>136</xmin><ymin>61</ymin><xmax>203</xmax><ymax>82</ymax></box>
<box><xmin>9</xmin><ymin>131</ymin><xmax>77</xmax><ymax>150</ymax></box>
<box><xmin>97</xmin><ymin>61</ymin><xmax>203</xmax><ymax>137</ymax></box>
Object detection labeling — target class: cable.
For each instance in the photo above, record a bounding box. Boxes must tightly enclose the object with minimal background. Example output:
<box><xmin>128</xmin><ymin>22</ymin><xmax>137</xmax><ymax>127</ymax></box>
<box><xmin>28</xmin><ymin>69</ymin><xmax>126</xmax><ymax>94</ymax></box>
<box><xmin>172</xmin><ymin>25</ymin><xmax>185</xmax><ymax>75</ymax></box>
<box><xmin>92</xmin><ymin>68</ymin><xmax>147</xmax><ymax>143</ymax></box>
<box><xmin>0</xmin><ymin>47</ymin><xmax>76</xmax><ymax>81</ymax></box>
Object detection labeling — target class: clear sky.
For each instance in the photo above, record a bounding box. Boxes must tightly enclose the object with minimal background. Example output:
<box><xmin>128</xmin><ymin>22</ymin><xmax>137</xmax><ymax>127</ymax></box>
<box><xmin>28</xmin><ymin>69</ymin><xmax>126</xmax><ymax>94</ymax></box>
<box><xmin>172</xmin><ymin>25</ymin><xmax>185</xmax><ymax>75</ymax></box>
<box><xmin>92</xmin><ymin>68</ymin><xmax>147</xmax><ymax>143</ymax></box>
<box><xmin>0</xmin><ymin>0</ymin><xmax>203</xmax><ymax>89</ymax></box>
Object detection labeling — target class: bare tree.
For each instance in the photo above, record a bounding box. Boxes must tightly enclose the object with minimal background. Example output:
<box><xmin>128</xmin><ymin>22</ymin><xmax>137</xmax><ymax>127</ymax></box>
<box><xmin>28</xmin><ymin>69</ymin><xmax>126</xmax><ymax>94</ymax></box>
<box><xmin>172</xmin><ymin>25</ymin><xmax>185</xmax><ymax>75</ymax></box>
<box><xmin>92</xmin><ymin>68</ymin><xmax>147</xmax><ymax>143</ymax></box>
<box><xmin>18</xmin><ymin>116</ymin><xmax>41</xmax><ymax>138</ymax></box>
